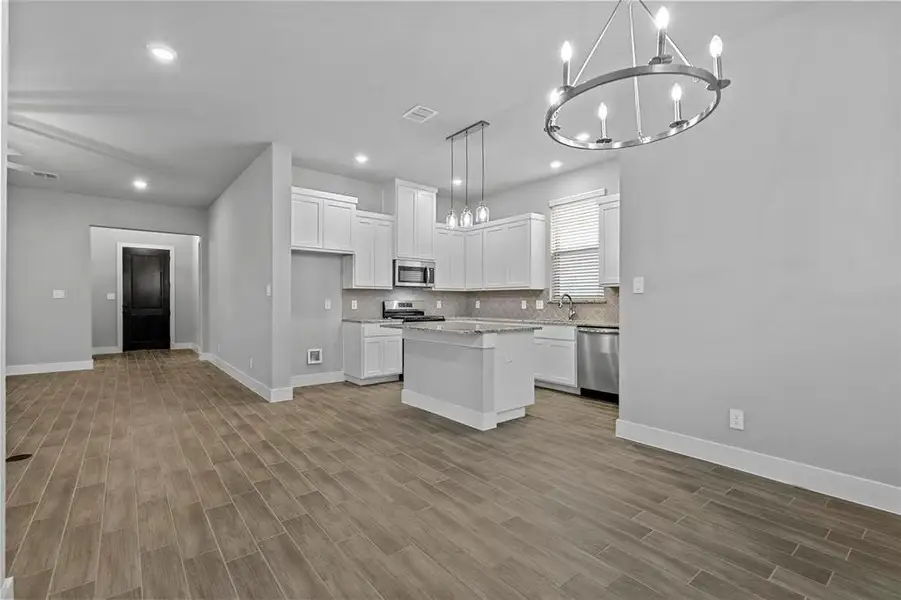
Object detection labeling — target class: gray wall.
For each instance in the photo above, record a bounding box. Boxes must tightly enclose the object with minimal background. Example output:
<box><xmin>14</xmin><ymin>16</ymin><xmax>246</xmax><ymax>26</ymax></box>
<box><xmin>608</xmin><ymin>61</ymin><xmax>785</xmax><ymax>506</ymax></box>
<box><xmin>7</xmin><ymin>187</ymin><xmax>206</xmax><ymax>366</ymax></box>
<box><xmin>90</xmin><ymin>227</ymin><xmax>200</xmax><ymax>350</ymax></box>
<box><xmin>292</xmin><ymin>165</ymin><xmax>384</xmax><ymax>212</ymax></box>
<box><xmin>619</xmin><ymin>3</ymin><xmax>901</xmax><ymax>487</ymax></box>
<box><xmin>206</xmin><ymin>143</ymin><xmax>292</xmax><ymax>391</ymax></box>
<box><xmin>292</xmin><ymin>253</ymin><xmax>344</xmax><ymax>376</ymax></box>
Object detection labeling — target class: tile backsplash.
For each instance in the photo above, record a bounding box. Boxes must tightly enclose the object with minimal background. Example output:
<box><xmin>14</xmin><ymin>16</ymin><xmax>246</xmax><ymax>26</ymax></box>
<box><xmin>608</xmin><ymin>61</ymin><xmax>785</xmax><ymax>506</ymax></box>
<box><xmin>343</xmin><ymin>287</ymin><xmax>619</xmax><ymax>324</ymax></box>
<box><xmin>468</xmin><ymin>288</ymin><xmax>619</xmax><ymax>323</ymax></box>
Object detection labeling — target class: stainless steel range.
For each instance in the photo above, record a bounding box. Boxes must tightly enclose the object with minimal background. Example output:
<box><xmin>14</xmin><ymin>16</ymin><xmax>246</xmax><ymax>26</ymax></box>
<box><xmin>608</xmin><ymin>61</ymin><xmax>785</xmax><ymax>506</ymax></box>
<box><xmin>382</xmin><ymin>301</ymin><xmax>444</xmax><ymax>380</ymax></box>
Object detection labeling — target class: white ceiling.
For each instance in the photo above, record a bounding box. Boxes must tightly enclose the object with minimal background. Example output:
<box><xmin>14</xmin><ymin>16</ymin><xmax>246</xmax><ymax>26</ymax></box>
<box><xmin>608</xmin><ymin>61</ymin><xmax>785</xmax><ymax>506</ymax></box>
<box><xmin>8</xmin><ymin>1</ymin><xmax>792</xmax><ymax>207</ymax></box>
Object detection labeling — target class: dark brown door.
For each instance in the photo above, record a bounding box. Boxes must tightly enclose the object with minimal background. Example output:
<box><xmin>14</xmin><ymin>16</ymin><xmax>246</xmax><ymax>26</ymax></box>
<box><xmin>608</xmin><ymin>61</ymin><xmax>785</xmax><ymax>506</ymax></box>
<box><xmin>122</xmin><ymin>247</ymin><xmax>171</xmax><ymax>351</ymax></box>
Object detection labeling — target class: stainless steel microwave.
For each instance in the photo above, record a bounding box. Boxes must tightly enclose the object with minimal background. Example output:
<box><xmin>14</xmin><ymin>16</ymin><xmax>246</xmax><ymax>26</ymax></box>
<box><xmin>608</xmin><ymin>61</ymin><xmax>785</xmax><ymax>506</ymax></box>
<box><xmin>394</xmin><ymin>259</ymin><xmax>435</xmax><ymax>288</ymax></box>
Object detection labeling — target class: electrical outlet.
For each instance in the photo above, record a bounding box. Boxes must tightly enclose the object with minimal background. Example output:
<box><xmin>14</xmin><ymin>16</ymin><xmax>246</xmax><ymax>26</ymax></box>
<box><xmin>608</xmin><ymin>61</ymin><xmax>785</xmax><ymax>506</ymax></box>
<box><xmin>475</xmin><ymin>300</ymin><xmax>480</xmax><ymax>309</ymax></box>
<box><xmin>351</xmin><ymin>300</ymin><xmax>358</xmax><ymax>310</ymax></box>
<box><xmin>52</xmin><ymin>289</ymin><xmax>66</xmax><ymax>299</ymax></box>
<box><xmin>324</xmin><ymin>298</ymin><xmax>332</xmax><ymax>310</ymax></box>
<box><xmin>521</xmin><ymin>300</ymin><xmax>527</xmax><ymax>310</ymax></box>
<box><xmin>536</xmin><ymin>300</ymin><xmax>544</xmax><ymax>310</ymax></box>
<box><xmin>632</xmin><ymin>277</ymin><xmax>645</xmax><ymax>294</ymax></box>
<box><xmin>106</xmin><ymin>292</ymin><xmax>116</xmax><ymax>300</ymax></box>
<box><xmin>249</xmin><ymin>357</ymin><xmax>253</xmax><ymax>369</ymax></box>
<box><xmin>729</xmin><ymin>409</ymin><xmax>745</xmax><ymax>431</ymax></box>
<box><xmin>436</xmin><ymin>300</ymin><xmax>442</xmax><ymax>309</ymax></box>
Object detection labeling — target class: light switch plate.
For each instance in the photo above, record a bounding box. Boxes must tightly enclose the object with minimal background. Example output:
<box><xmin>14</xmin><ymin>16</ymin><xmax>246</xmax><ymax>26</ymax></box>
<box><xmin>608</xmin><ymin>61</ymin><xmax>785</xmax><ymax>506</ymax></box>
<box><xmin>475</xmin><ymin>300</ymin><xmax>480</xmax><ymax>309</ymax></box>
<box><xmin>632</xmin><ymin>277</ymin><xmax>645</xmax><ymax>294</ymax></box>
<box><xmin>351</xmin><ymin>300</ymin><xmax>358</xmax><ymax>310</ymax></box>
<box><xmin>266</xmin><ymin>283</ymin><xmax>272</xmax><ymax>297</ymax></box>
<box><xmin>436</xmin><ymin>300</ymin><xmax>442</xmax><ymax>309</ymax></box>
<box><xmin>536</xmin><ymin>300</ymin><xmax>544</xmax><ymax>310</ymax></box>
<box><xmin>521</xmin><ymin>300</ymin><xmax>527</xmax><ymax>310</ymax></box>
<box><xmin>324</xmin><ymin>298</ymin><xmax>332</xmax><ymax>310</ymax></box>
<box><xmin>106</xmin><ymin>293</ymin><xmax>116</xmax><ymax>301</ymax></box>
<box><xmin>53</xmin><ymin>289</ymin><xmax>66</xmax><ymax>299</ymax></box>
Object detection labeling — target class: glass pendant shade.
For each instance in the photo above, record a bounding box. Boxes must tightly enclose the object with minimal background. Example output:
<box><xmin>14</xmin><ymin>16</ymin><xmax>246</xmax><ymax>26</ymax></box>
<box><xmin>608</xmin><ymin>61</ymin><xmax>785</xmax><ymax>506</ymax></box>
<box><xmin>475</xmin><ymin>202</ymin><xmax>489</xmax><ymax>224</ymax></box>
<box><xmin>460</xmin><ymin>206</ymin><xmax>474</xmax><ymax>228</ymax></box>
<box><xmin>445</xmin><ymin>209</ymin><xmax>458</xmax><ymax>229</ymax></box>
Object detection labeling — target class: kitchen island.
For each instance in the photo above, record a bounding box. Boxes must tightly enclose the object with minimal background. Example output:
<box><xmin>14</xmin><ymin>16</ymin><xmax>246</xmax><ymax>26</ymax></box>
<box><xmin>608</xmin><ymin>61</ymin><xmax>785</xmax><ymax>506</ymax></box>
<box><xmin>383</xmin><ymin>320</ymin><xmax>542</xmax><ymax>431</ymax></box>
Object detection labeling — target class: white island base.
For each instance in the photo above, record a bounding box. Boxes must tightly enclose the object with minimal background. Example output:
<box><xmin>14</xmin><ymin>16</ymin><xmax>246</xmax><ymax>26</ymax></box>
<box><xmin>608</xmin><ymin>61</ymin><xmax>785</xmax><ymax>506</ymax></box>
<box><xmin>397</xmin><ymin>323</ymin><xmax>537</xmax><ymax>431</ymax></box>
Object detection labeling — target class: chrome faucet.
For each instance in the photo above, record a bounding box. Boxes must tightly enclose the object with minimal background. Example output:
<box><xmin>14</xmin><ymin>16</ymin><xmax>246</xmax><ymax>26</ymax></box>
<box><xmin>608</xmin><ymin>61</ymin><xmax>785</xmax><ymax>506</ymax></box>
<box><xmin>558</xmin><ymin>293</ymin><xmax>576</xmax><ymax>321</ymax></box>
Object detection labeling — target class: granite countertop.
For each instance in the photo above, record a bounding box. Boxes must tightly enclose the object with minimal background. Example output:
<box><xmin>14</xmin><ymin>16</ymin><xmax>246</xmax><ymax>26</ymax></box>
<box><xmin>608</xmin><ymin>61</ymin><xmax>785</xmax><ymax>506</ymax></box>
<box><xmin>382</xmin><ymin>320</ymin><xmax>543</xmax><ymax>335</ymax></box>
<box><xmin>343</xmin><ymin>316</ymin><xmax>619</xmax><ymax>328</ymax></box>
<box><xmin>341</xmin><ymin>318</ymin><xmax>395</xmax><ymax>323</ymax></box>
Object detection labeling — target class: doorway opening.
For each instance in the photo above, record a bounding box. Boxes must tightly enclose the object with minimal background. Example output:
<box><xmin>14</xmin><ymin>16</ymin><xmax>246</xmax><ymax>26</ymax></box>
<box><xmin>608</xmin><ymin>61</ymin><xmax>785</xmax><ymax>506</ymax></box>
<box><xmin>120</xmin><ymin>245</ymin><xmax>172</xmax><ymax>351</ymax></box>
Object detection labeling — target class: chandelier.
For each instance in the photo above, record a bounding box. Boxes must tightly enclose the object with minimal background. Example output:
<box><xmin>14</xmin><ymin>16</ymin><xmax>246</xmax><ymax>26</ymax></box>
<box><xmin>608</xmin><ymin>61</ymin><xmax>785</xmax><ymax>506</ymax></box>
<box><xmin>446</xmin><ymin>120</ymin><xmax>490</xmax><ymax>228</ymax></box>
<box><xmin>545</xmin><ymin>0</ymin><xmax>731</xmax><ymax>150</ymax></box>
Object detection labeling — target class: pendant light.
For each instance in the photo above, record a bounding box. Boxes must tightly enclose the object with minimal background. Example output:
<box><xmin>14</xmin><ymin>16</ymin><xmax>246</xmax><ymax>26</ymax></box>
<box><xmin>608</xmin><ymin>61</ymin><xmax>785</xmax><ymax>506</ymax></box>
<box><xmin>460</xmin><ymin>130</ymin><xmax>474</xmax><ymax>228</ymax></box>
<box><xmin>445</xmin><ymin>136</ymin><xmax>458</xmax><ymax>228</ymax></box>
<box><xmin>474</xmin><ymin>126</ymin><xmax>489</xmax><ymax>224</ymax></box>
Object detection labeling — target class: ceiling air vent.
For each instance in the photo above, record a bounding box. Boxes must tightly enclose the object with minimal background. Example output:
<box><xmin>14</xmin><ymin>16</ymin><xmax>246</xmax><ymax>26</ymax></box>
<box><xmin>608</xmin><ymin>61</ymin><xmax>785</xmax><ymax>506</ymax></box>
<box><xmin>32</xmin><ymin>170</ymin><xmax>59</xmax><ymax>180</ymax></box>
<box><xmin>402</xmin><ymin>105</ymin><xmax>438</xmax><ymax>124</ymax></box>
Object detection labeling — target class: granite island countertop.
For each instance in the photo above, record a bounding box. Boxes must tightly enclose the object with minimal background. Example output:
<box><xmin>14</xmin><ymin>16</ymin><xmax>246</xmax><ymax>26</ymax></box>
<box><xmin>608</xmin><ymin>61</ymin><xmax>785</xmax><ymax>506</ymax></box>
<box><xmin>342</xmin><ymin>317</ymin><xmax>618</xmax><ymax>328</ymax></box>
<box><xmin>381</xmin><ymin>320</ymin><xmax>543</xmax><ymax>335</ymax></box>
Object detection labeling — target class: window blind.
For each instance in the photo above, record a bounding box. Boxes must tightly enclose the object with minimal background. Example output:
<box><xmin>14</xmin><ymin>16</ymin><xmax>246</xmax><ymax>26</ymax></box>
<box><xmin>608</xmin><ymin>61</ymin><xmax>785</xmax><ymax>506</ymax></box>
<box><xmin>550</xmin><ymin>196</ymin><xmax>603</xmax><ymax>301</ymax></box>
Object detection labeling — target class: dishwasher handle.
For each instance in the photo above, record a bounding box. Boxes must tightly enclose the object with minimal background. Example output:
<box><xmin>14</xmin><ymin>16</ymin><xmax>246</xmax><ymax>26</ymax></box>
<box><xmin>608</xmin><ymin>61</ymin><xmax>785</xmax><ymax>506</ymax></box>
<box><xmin>577</xmin><ymin>327</ymin><xmax>619</xmax><ymax>334</ymax></box>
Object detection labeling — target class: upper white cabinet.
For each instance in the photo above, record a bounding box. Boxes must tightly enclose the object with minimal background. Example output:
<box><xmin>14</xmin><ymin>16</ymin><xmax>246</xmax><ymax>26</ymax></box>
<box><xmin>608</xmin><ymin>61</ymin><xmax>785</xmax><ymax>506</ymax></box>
<box><xmin>343</xmin><ymin>211</ymin><xmax>394</xmax><ymax>289</ymax></box>
<box><xmin>598</xmin><ymin>195</ymin><xmax>620</xmax><ymax>286</ymax></box>
<box><xmin>481</xmin><ymin>214</ymin><xmax>547</xmax><ymax>290</ymax></box>
<box><xmin>387</xmin><ymin>180</ymin><xmax>436</xmax><ymax>261</ymax></box>
<box><xmin>291</xmin><ymin>187</ymin><xmax>357</xmax><ymax>253</ymax></box>
<box><xmin>434</xmin><ymin>226</ymin><xmax>465</xmax><ymax>291</ymax></box>
<box><xmin>464</xmin><ymin>229</ymin><xmax>484</xmax><ymax>290</ymax></box>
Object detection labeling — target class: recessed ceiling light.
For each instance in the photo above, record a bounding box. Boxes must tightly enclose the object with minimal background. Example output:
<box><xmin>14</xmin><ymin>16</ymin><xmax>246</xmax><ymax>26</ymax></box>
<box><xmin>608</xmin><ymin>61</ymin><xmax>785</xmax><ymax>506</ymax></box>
<box><xmin>133</xmin><ymin>178</ymin><xmax>148</xmax><ymax>191</ymax></box>
<box><xmin>146</xmin><ymin>43</ymin><xmax>177</xmax><ymax>64</ymax></box>
<box><xmin>550</xmin><ymin>161</ymin><xmax>563</xmax><ymax>169</ymax></box>
<box><xmin>354</xmin><ymin>154</ymin><xmax>369</xmax><ymax>164</ymax></box>
<box><xmin>452</xmin><ymin>178</ymin><xmax>462</xmax><ymax>186</ymax></box>
<box><xmin>575</xmin><ymin>132</ymin><xmax>591</xmax><ymax>142</ymax></box>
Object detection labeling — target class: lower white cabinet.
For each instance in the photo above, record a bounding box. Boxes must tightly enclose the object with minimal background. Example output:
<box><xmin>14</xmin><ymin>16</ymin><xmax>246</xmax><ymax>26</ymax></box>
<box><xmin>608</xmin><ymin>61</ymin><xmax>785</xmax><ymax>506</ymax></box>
<box><xmin>343</xmin><ymin>211</ymin><xmax>394</xmax><ymax>289</ymax></box>
<box><xmin>343</xmin><ymin>323</ymin><xmax>403</xmax><ymax>385</ymax></box>
<box><xmin>599</xmin><ymin>195</ymin><xmax>620</xmax><ymax>286</ymax></box>
<box><xmin>533</xmin><ymin>325</ymin><xmax>577</xmax><ymax>388</ymax></box>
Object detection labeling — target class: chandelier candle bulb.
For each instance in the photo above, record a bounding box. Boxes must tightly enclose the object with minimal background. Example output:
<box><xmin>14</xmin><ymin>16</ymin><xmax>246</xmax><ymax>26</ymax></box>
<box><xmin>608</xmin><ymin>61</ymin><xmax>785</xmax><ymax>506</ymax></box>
<box><xmin>597</xmin><ymin>102</ymin><xmax>611</xmax><ymax>143</ymax></box>
<box><xmin>655</xmin><ymin>7</ymin><xmax>670</xmax><ymax>62</ymax></box>
<box><xmin>561</xmin><ymin>41</ymin><xmax>573</xmax><ymax>87</ymax></box>
<box><xmin>670</xmin><ymin>83</ymin><xmax>685</xmax><ymax>127</ymax></box>
<box><xmin>707</xmin><ymin>35</ymin><xmax>730</xmax><ymax>90</ymax></box>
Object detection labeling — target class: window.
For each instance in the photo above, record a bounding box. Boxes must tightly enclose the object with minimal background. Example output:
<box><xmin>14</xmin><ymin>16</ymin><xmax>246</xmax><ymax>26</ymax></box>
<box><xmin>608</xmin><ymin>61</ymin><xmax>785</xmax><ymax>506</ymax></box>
<box><xmin>550</xmin><ymin>190</ymin><xmax>605</xmax><ymax>301</ymax></box>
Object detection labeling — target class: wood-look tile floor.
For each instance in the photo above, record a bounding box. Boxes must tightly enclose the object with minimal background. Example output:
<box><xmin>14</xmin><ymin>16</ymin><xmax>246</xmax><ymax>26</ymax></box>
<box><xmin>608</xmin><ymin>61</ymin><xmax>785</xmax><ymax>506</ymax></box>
<box><xmin>6</xmin><ymin>350</ymin><xmax>901</xmax><ymax>599</ymax></box>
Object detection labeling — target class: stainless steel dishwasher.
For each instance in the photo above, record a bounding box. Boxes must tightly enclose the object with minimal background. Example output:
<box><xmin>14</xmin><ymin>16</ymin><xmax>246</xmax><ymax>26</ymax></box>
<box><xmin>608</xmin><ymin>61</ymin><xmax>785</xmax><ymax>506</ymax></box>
<box><xmin>577</xmin><ymin>327</ymin><xmax>620</xmax><ymax>395</ymax></box>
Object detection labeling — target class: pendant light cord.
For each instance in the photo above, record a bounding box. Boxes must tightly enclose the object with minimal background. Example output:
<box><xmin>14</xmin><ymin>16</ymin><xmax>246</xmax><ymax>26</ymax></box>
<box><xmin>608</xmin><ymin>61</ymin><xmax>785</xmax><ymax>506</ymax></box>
<box><xmin>481</xmin><ymin>127</ymin><xmax>485</xmax><ymax>204</ymax></box>
<box><xmin>464</xmin><ymin>132</ymin><xmax>469</xmax><ymax>207</ymax></box>
<box><xmin>450</xmin><ymin>137</ymin><xmax>454</xmax><ymax>210</ymax></box>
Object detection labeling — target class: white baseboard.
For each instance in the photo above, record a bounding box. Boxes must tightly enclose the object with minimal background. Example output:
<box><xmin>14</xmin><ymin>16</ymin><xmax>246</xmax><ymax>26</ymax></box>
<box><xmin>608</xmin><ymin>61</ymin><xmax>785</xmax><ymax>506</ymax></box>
<box><xmin>92</xmin><ymin>346</ymin><xmax>120</xmax><ymax>356</ymax></box>
<box><xmin>345</xmin><ymin>373</ymin><xmax>400</xmax><ymax>387</ymax></box>
<box><xmin>7</xmin><ymin>360</ymin><xmax>94</xmax><ymax>376</ymax></box>
<box><xmin>536</xmin><ymin>380</ymin><xmax>581</xmax><ymax>395</ymax></box>
<box><xmin>172</xmin><ymin>342</ymin><xmax>200</xmax><ymax>353</ymax></box>
<box><xmin>616</xmin><ymin>419</ymin><xmax>901</xmax><ymax>516</ymax></box>
<box><xmin>292</xmin><ymin>371</ymin><xmax>346</xmax><ymax>388</ymax></box>
<box><xmin>1</xmin><ymin>577</ymin><xmax>13</xmax><ymax>600</ymax></box>
<box><xmin>402</xmin><ymin>389</ymin><xmax>497</xmax><ymax>431</ymax></box>
<box><xmin>200</xmin><ymin>354</ymin><xmax>288</xmax><ymax>403</ymax></box>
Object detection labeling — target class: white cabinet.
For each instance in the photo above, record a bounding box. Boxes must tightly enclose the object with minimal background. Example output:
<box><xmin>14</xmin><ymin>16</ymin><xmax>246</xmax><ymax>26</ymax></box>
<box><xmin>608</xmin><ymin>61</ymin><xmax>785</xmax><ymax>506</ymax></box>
<box><xmin>291</xmin><ymin>187</ymin><xmax>357</xmax><ymax>253</ymax></box>
<box><xmin>598</xmin><ymin>195</ymin><xmax>621</xmax><ymax>286</ymax></box>
<box><xmin>343</xmin><ymin>323</ymin><xmax>403</xmax><ymax>385</ymax></box>
<box><xmin>388</xmin><ymin>180</ymin><xmax>436</xmax><ymax>261</ymax></box>
<box><xmin>434</xmin><ymin>226</ymin><xmax>465</xmax><ymax>291</ymax></box>
<box><xmin>343</xmin><ymin>212</ymin><xmax>393</xmax><ymax>290</ymax></box>
<box><xmin>480</xmin><ymin>214</ymin><xmax>547</xmax><ymax>290</ymax></box>
<box><xmin>533</xmin><ymin>325</ymin><xmax>577</xmax><ymax>388</ymax></box>
<box><xmin>464</xmin><ymin>230</ymin><xmax>484</xmax><ymax>290</ymax></box>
